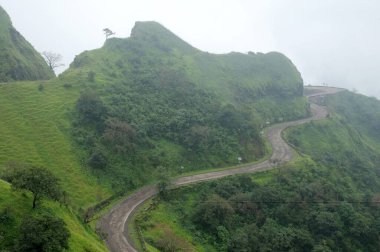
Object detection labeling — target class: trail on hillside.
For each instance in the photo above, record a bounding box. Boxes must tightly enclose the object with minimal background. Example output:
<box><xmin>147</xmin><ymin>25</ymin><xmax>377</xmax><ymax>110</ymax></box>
<box><xmin>98</xmin><ymin>86</ymin><xmax>344</xmax><ymax>252</ymax></box>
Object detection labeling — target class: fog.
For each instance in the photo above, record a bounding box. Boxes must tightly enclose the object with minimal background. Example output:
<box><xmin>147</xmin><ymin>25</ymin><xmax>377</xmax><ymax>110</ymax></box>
<box><xmin>1</xmin><ymin>0</ymin><xmax>379</xmax><ymax>98</ymax></box>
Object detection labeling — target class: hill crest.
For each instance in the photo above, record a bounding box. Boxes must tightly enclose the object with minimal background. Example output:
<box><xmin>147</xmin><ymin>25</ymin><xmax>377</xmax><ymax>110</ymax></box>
<box><xmin>68</xmin><ymin>21</ymin><xmax>303</xmax><ymax>104</ymax></box>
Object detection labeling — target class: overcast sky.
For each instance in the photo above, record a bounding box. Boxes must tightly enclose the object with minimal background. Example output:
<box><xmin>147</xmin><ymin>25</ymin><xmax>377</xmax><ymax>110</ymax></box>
<box><xmin>1</xmin><ymin>0</ymin><xmax>379</xmax><ymax>98</ymax></box>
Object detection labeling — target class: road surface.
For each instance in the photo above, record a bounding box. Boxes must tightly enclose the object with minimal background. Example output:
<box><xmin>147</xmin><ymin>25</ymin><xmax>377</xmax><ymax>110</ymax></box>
<box><xmin>98</xmin><ymin>86</ymin><xmax>344</xmax><ymax>252</ymax></box>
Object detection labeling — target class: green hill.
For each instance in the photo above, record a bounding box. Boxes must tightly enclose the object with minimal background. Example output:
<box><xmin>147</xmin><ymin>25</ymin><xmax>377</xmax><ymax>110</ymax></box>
<box><xmin>68</xmin><ymin>21</ymin><xmax>303</xmax><ymax>105</ymax></box>
<box><xmin>0</xmin><ymin>6</ymin><xmax>54</xmax><ymax>82</ymax></box>
<box><xmin>60</xmin><ymin>21</ymin><xmax>308</xmax><ymax>190</ymax></box>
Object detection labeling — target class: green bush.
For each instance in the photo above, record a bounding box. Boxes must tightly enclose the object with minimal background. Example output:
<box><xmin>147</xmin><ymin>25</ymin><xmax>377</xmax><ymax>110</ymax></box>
<box><xmin>76</xmin><ymin>90</ymin><xmax>107</xmax><ymax>125</ymax></box>
<box><xmin>16</xmin><ymin>213</ymin><xmax>70</xmax><ymax>252</ymax></box>
<box><xmin>88</xmin><ymin>149</ymin><xmax>107</xmax><ymax>169</ymax></box>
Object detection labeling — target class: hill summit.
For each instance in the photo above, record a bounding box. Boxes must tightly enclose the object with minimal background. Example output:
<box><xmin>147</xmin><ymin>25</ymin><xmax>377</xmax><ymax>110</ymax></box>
<box><xmin>0</xmin><ymin>6</ymin><xmax>54</xmax><ymax>82</ymax></box>
<box><xmin>68</xmin><ymin>21</ymin><xmax>303</xmax><ymax>104</ymax></box>
<box><xmin>130</xmin><ymin>21</ymin><xmax>197</xmax><ymax>53</ymax></box>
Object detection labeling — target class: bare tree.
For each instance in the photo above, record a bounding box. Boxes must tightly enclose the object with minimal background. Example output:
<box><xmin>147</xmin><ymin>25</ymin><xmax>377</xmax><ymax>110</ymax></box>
<box><xmin>42</xmin><ymin>51</ymin><xmax>64</xmax><ymax>71</ymax></box>
<box><xmin>103</xmin><ymin>28</ymin><xmax>115</xmax><ymax>39</ymax></box>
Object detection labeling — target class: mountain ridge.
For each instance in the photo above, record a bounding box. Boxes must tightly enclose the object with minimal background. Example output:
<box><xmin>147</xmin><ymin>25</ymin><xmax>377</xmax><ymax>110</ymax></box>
<box><xmin>66</xmin><ymin>21</ymin><xmax>303</xmax><ymax>106</ymax></box>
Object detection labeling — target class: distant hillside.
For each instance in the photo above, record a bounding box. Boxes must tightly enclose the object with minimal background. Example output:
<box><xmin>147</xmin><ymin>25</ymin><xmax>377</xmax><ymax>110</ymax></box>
<box><xmin>0</xmin><ymin>6</ymin><xmax>54</xmax><ymax>82</ymax></box>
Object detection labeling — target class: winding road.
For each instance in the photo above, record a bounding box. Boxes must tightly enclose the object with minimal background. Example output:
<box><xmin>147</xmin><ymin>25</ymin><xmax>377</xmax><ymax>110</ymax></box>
<box><xmin>98</xmin><ymin>86</ymin><xmax>344</xmax><ymax>252</ymax></box>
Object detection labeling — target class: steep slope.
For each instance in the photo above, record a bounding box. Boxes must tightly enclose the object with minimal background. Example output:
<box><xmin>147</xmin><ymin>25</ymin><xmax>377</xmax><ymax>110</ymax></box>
<box><xmin>0</xmin><ymin>81</ymin><xmax>111</xmax><ymax>251</ymax></box>
<box><xmin>327</xmin><ymin>91</ymin><xmax>380</xmax><ymax>149</ymax></box>
<box><xmin>0</xmin><ymin>6</ymin><xmax>54</xmax><ymax>82</ymax></box>
<box><xmin>0</xmin><ymin>179</ymin><xmax>108</xmax><ymax>251</ymax></box>
<box><xmin>0</xmin><ymin>7</ymin><xmax>110</xmax><ymax>252</ymax></box>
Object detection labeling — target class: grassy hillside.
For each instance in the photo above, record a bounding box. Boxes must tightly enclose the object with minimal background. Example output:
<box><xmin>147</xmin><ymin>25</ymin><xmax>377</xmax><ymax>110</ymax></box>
<box><xmin>0</xmin><ymin>81</ymin><xmax>111</xmax><ymax>207</ymax></box>
<box><xmin>327</xmin><ymin>91</ymin><xmax>380</xmax><ymax>149</ymax></box>
<box><xmin>0</xmin><ymin>6</ymin><xmax>54</xmax><ymax>82</ymax></box>
<box><xmin>0</xmin><ymin>81</ymin><xmax>111</xmax><ymax>251</ymax></box>
<box><xmin>0</xmin><ymin>180</ymin><xmax>108</xmax><ymax>251</ymax></box>
<box><xmin>136</xmin><ymin>91</ymin><xmax>380</xmax><ymax>251</ymax></box>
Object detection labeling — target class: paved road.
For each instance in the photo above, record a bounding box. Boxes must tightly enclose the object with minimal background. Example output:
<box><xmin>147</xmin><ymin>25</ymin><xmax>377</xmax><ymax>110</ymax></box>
<box><xmin>98</xmin><ymin>86</ymin><xmax>344</xmax><ymax>252</ymax></box>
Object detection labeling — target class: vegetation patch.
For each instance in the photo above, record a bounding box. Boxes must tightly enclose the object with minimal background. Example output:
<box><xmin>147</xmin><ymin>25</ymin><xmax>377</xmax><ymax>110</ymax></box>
<box><xmin>137</xmin><ymin>91</ymin><xmax>380</xmax><ymax>251</ymax></box>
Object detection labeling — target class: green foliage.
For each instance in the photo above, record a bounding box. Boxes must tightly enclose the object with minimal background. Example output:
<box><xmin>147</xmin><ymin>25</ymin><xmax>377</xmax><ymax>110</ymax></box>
<box><xmin>76</xmin><ymin>90</ymin><xmax>107</xmax><ymax>125</ymax></box>
<box><xmin>16</xmin><ymin>213</ymin><xmax>70</xmax><ymax>252</ymax></box>
<box><xmin>0</xmin><ymin>80</ymin><xmax>111</xmax><ymax>208</ymax></box>
<box><xmin>327</xmin><ymin>91</ymin><xmax>380</xmax><ymax>147</ymax></box>
<box><xmin>156</xmin><ymin>166</ymin><xmax>171</xmax><ymax>200</ymax></box>
<box><xmin>3</xmin><ymin>164</ymin><xmax>62</xmax><ymax>209</ymax></box>
<box><xmin>0</xmin><ymin>6</ymin><xmax>54</xmax><ymax>82</ymax></box>
<box><xmin>102</xmin><ymin>118</ymin><xmax>137</xmax><ymax>154</ymax></box>
<box><xmin>138</xmin><ymin>91</ymin><xmax>380</xmax><ymax>251</ymax></box>
<box><xmin>0</xmin><ymin>207</ymin><xmax>15</xmax><ymax>248</ymax></box>
<box><xmin>0</xmin><ymin>180</ymin><xmax>108</xmax><ymax>252</ymax></box>
<box><xmin>71</xmin><ymin>68</ymin><xmax>272</xmax><ymax>188</ymax></box>
<box><xmin>68</xmin><ymin>22</ymin><xmax>304</xmax><ymax>106</ymax></box>
<box><xmin>88</xmin><ymin>148</ymin><xmax>108</xmax><ymax>169</ymax></box>
<box><xmin>153</xmin><ymin>227</ymin><xmax>194</xmax><ymax>252</ymax></box>
<box><xmin>193</xmin><ymin>194</ymin><xmax>235</xmax><ymax>231</ymax></box>
<box><xmin>0</xmin><ymin>79</ymin><xmax>110</xmax><ymax>250</ymax></box>
<box><xmin>87</xmin><ymin>71</ymin><xmax>96</xmax><ymax>82</ymax></box>
<box><xmin>0</xmin><ymin>207</ymin><xmax>14</xmax><ymax>225</ymax></box>
<box><xmin>57</xmin><ymin>21</ymin><xmax>309</xmax><ymax>192</ymax></box>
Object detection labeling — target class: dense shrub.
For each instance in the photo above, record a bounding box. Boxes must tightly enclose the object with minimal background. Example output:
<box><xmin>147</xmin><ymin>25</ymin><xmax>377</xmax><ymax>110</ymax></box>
<box><xmin>87</xmin><ymin>70</ymin><xmax>96</xmax><ymax>82</ymax></box>
<box><xmin>16</xmin><ymin>214</ymin><xmax>70</xmax><ymax>252</ymax></box>
<box><xmin>76</xmin><ymin>90</ymin><xmax>107</xmax><ymax>125</ymax></box>
<box><xmin>88</xmin><ymin>149</ymin><xmax>108</xmax><ymax>169</ymax></box>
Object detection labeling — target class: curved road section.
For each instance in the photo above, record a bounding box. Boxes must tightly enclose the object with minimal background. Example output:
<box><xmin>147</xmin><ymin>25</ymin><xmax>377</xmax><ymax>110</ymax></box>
<box><xmin>98</xmin><ymin>86</ymin><xmax>344</xmax><ymax>252</ymax></box>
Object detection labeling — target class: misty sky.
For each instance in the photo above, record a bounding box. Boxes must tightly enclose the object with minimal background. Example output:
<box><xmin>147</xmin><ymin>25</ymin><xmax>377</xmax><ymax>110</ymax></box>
<box><xmin>1</xmin><ymin>0</ymin><xmax>379</xmax><ymax>98</ymax></box>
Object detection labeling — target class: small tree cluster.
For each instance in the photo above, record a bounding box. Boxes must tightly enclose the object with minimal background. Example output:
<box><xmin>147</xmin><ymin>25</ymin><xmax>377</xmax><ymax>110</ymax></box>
<box><xmin>156</xmin><ymin>166</ymin><xmax>171</xmax><ymax>200</ymax></box>
<box><xmin>76</xmin><ymin>90</ymin><xmax>107</xmax><ymax>125</ymax></box>
<box><xmin>88</xmin><ymin>148</ymin><xmax>108</xmax><ymax>169</ymax></box>
<box><xmin>102</xmin><ymin>118</ymin><xmax>137</xmax><ymax>154</ymax></box>
<box><xmin>17</xmin><ymin>213</ymin><xmax>70</xmax><ymax>252</ymax></box>
<box><xmin>3</xmin><ymin>164</ymin><xmax>62</xmax><ymax>209</ymax></box>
